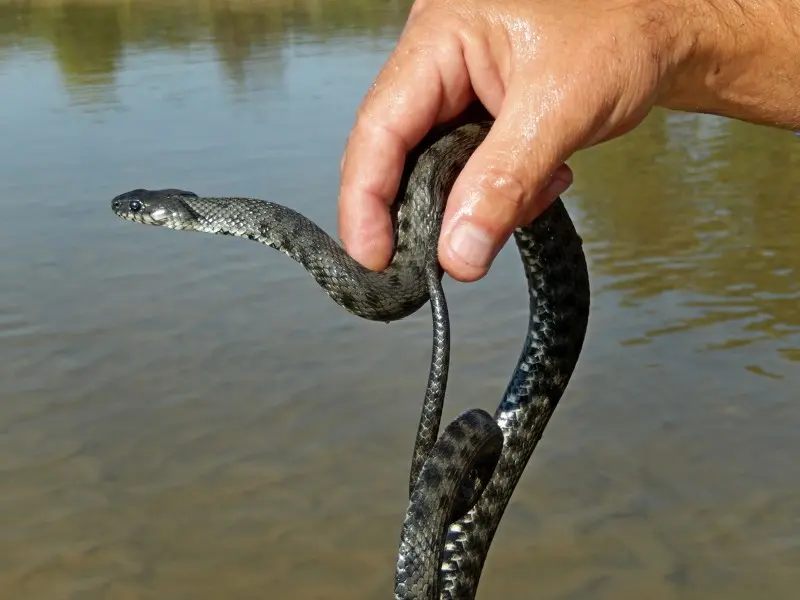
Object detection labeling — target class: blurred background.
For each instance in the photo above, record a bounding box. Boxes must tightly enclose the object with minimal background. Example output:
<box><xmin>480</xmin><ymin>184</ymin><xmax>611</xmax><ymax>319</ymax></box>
<box><xmin>0</xmin><ymin>1</ymin><xmax>798</xmax><ymax>598</ymax></box>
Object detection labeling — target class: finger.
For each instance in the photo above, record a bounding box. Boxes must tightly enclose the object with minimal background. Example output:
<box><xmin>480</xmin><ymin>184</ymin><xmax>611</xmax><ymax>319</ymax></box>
<box><xmin>438</xmin><ymin>82</ymin><xmax>583</xmax><ymax>282</ymax></box>
<box><xmin>338</xmin><ymin>26</ymin><xmax>473</xmax><ymax>271</ymax></box>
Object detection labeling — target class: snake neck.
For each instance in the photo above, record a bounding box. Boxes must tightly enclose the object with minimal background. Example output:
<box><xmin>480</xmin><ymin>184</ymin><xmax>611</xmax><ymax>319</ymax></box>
<box><xmin>181</xmin><ymin>120</ymin><xmax>493</xmax><ymax>322</ymax></box>
<box><xmin>179</xmin><ymin>196</ymin><xmax>342</xmax><ymax>265</ymax></box>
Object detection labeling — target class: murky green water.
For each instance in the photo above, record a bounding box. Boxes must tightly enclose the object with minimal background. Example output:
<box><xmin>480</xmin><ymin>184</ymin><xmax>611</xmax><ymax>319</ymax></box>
<box><xmin>1</xmin><ymin>1</ymin><xmax>798</xmax><ymax>598</ymax></box>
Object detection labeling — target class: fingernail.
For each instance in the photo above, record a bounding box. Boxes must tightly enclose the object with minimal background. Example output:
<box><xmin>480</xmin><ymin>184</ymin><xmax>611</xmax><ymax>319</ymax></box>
<box><xmin>448</xmin><ymin>221</ymin><xmax>495</xmax><ymax>269</ymax></box>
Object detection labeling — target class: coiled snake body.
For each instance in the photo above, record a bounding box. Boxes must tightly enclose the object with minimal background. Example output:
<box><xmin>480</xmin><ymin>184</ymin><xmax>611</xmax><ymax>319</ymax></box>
<box><xmin>111</xmin><ymin>117</ymin><xmax>590</xmax><ymax>599</ymax></box>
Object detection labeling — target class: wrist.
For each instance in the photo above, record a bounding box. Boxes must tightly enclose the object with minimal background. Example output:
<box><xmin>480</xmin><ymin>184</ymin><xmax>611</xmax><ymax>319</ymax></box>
<box><xmin>656</xmin><ymin>0</ymin><xmax>800</xmax><ymax>129</ymax></box>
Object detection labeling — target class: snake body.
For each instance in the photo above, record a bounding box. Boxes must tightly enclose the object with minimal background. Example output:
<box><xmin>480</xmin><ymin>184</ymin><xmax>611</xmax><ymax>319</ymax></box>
<box><xmin>111</xmin><ymin>116</ymin><xmax>590</xmax><ymax>599</ymax></box>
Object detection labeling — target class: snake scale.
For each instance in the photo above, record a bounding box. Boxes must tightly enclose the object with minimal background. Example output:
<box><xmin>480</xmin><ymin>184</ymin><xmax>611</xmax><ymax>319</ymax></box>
<box><xmin>111</xmin><ymin>114</ymin><xmax>590</xmax><ymax>599</ymax></box>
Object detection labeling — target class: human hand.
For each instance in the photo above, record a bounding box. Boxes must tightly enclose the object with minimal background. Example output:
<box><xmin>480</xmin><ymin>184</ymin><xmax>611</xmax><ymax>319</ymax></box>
<box><xmin>337</xmin><ymin>0</ymin><xmax>703</xmax><ymax>282</ymax></box>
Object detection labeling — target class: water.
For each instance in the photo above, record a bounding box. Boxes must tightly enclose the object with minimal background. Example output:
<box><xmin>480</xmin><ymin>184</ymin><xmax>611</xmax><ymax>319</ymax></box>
<box><xmin>1</xmin><ymin>2</ymin><xmax>798</xmax><ymax>598</ymax></box>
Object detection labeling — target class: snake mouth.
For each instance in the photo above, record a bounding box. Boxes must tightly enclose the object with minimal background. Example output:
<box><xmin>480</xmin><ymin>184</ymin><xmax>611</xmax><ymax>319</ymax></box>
<box><xmin>111</xmin><ymin>205</ymin><xmax>167</xmax><ymax>226</ymax></box>
<box><xmin>112</xmin><ymin>209</ymin><xmax>163</xmax><ymax>225</ymax></box>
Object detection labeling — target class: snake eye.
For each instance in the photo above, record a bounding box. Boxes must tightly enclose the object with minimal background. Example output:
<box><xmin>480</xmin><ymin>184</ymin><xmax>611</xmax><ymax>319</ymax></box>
<box><xmin>129</xmin><ymin>200</ymin><xmax>143</xmax><ymax>213</ymax></box>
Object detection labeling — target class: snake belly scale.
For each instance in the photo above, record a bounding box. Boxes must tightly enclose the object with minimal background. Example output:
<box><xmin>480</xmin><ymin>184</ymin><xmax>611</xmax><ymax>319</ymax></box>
<box><xmin>110</xmin><ymin>117</ymin><xmax>590</xmax><ymax>599</ymax></box>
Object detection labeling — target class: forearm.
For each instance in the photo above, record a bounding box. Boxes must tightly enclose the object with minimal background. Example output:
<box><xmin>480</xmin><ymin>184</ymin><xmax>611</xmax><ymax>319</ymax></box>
<box><xmin>659</xmin><ymin>0</ymin><xmax>800</xmax><ymax>129</ymax></box>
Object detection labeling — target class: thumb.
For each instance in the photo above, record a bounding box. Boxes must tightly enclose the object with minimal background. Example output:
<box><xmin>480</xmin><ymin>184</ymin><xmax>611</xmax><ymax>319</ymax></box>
<box><xmin>438</xmin><ymin>88</ymin><xmax>576</xmax><ymax>282</ymax></box>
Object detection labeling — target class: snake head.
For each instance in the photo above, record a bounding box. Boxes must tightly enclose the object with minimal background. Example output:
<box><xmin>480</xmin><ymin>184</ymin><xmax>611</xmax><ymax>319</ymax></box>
<box><xmin>111</xmin><ymin>189</ymin><xmax>199</xmax><ymax>228</ymax></box>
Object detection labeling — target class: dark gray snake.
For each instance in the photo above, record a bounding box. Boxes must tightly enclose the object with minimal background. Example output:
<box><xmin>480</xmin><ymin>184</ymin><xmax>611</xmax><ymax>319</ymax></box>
<box><xmin>110</xmin><ymin>115</ymin><xmax>590</xmax><ymax>599</ymax></box>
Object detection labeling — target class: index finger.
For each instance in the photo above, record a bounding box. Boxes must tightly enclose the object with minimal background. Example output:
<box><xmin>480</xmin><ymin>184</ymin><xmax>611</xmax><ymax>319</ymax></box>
<box><xmin>337</xmin><ymin>28</ymin><xmax>471</xmax><ymax>270</ymax></box>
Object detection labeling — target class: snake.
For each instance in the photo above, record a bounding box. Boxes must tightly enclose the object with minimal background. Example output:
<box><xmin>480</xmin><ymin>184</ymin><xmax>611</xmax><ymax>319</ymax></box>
<box><xmin>110</xmin><ymin>112</ymin><xmax>590</xmax><ymax>599</ymax></box>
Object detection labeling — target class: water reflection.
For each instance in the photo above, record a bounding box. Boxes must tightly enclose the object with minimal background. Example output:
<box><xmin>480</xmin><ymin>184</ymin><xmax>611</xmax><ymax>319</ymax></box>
<box><xmin>1</xmin><ymin>1</ymin><xmax>799</xmax><ymax>599</ymax></box>
<box><xmin>0</xmin><ymin>0</ymin><xmax>411</xmax><ymax>90</ymax></box>
<box><xmin>570</xmin><ymin>111</ymin><xmax>800</xmax><ymax>356</ymax></box>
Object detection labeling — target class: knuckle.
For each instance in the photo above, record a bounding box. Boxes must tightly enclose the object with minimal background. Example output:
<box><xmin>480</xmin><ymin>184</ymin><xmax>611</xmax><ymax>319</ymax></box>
<box><xmin>355</xmin><ymin>113</ymin><xmax>408</xmax><ymax>155</ymax></box>
<box><xmin>474</xmin><ymin>163</ymin><xmax>530</xmax><ymax>216</ymax></box>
